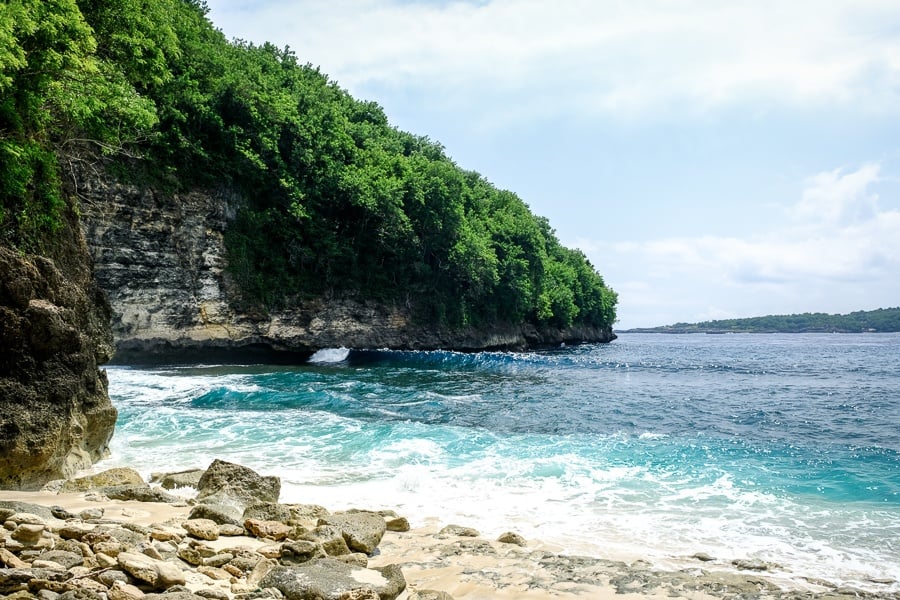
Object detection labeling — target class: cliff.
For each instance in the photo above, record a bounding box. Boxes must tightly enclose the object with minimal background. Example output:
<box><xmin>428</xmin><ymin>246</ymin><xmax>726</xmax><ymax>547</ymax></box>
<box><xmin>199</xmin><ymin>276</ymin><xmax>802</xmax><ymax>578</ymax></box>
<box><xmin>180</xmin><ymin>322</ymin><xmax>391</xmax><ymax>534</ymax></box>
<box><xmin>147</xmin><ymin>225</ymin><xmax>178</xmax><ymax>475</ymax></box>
<box><xmin>78</xmin><ymin>174</ymin><xmax>615</xmax><ymax>362</ymax></box>
<box><xmin>0</xmin><ymin>208</ymin><xmax>117</xmax><ymax>489</ymax></box>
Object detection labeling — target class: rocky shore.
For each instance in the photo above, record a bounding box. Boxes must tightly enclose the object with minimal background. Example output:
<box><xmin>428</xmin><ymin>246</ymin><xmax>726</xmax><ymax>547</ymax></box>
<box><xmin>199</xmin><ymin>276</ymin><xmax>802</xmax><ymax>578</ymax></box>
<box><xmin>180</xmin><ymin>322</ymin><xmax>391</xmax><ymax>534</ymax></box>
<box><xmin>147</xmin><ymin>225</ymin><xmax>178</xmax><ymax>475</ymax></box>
<box><xmin>1</xmin><ymin>460</ymin><xmax>896</xmax><ymax>600</ymax></box>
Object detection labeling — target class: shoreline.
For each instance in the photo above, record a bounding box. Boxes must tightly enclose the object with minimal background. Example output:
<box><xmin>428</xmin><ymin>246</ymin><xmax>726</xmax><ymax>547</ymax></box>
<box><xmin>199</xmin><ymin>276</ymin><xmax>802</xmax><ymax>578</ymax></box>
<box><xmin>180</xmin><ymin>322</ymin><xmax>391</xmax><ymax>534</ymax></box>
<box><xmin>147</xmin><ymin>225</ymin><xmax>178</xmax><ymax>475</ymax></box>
<box><xmin>2</xmin><ymin>478</ymin><xmax>896</xmax><ymax>600</ymax></box>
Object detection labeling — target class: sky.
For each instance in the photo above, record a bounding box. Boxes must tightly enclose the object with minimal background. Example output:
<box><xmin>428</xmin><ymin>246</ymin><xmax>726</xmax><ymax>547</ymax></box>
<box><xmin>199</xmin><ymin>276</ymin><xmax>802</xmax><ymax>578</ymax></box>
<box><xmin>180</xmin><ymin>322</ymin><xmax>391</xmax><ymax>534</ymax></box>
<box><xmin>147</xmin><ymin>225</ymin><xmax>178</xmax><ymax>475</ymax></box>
<box><xmin>206</xmin><ymin>0</ymin><xmax>900</xmax><ymax>329</ymax></box>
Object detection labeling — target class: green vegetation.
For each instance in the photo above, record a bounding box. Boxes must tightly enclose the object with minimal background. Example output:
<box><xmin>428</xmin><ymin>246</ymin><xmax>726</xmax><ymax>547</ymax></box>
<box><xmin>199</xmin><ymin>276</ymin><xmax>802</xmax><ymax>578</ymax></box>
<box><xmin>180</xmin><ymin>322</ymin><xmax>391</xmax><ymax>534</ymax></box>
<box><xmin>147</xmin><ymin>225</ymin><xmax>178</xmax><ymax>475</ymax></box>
<box><xmin>623</xmin><ymin>308</ymin><xmax>900</xmax><ymax>334</ymax></box>
<box><xmin>0</xmin><ymin>0</ymin><xmax>616</xmax><ymax>330</ymax></box>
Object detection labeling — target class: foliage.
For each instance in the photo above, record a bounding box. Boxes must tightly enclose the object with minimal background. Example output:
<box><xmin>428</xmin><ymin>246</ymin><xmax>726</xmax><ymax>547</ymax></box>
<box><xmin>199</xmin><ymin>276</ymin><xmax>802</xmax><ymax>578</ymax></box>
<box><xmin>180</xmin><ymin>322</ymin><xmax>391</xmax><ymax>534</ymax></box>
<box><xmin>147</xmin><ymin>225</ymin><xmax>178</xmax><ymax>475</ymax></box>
<box><xmin>625</xmin><ymin>308</ymin><xmax>900</xmax><ymax>334</ymax></box>
<box><xmin>0</xmin><ymin>0</ymin><xmax>158</xmax><ymax>245</ymax></box>
<box><xmin>1</xmin><ymin>0</ymin><xmax>618</xmax><ymax>331</ymax></box>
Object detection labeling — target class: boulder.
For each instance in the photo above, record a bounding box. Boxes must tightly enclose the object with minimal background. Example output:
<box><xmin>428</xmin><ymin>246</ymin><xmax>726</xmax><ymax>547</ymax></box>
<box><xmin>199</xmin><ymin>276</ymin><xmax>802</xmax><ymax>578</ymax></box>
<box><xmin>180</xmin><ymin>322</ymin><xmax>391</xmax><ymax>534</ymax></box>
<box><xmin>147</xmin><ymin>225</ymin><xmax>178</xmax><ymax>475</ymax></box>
<box><xmin>318</xmin><ymin>513</ymin><xmax>386</xmax><ymax>555</ymax></box>
<box><xmin>259</xmin><ymin>558</ymin><xmax>406</xmax><ymax>600</ymax></box>
<box><xmin>196</xmin><ymin>460</ymin><xmax>280</xmax><ymax>509</ymax></box>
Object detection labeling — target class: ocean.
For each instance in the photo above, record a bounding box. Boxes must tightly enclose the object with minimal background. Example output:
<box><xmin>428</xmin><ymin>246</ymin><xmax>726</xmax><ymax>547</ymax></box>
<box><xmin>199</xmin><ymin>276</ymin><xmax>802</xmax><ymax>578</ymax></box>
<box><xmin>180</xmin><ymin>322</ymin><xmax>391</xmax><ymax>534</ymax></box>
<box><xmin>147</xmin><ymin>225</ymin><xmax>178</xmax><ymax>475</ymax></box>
<box><xmin>97</xmin><ymin>333</ymin><xmax>900</xmax><ymax>593</ymax></box>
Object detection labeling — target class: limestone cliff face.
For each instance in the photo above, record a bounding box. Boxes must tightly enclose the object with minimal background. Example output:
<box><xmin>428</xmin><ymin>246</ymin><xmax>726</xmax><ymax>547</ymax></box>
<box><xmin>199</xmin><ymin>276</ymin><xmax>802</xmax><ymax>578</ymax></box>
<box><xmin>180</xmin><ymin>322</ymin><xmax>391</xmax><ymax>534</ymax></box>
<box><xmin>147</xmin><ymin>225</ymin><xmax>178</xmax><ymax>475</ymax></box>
<box><xmin>79</xmin><ymin>175</ymin><xmax>615</xmax><ymax>361</ymax></box>
<box><xmin>0</xmin><ymin>211</ymin><xmax>117</xmax><ymax>489</ymax></box>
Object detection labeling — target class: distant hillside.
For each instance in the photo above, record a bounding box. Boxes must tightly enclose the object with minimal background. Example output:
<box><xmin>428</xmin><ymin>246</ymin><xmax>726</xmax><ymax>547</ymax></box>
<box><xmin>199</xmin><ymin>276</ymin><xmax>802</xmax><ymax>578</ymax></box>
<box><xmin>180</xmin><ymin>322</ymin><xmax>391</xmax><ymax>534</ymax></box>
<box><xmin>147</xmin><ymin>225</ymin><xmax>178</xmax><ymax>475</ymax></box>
<box><xmin>621</xmin><ymin>308</ymin><xmax>900</xmax><ymax>333</ymax></box>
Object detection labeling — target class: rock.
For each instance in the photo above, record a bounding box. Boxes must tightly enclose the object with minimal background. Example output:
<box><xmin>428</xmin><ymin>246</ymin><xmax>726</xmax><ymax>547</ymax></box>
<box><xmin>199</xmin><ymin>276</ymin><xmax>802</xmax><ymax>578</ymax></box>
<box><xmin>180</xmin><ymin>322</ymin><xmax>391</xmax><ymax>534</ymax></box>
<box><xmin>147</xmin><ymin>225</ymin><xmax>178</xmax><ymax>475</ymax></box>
<box><xmin>97</xmin><ymin>569</ymin><xmax>130</xmax><ymax>587</ymax></box>
<box><xmin>0</xmin><ymin>504</ymin><xmax>55</xmax><ymax>522</ymax></box>
<box><xmin>259</xmin><ymin>559</ymin><xmax>406</xmax><ymax>600</ymax></box>
<box><xmin>195</xmin><ymin>589</ymin><xmax>229</xmax><ymax>600</ymax></box>
<box><xmin>496</xmin><ymin>532</ymin><xmax>526</xmax><ymax>546</ymax></box>
<box><xmin>102</xmin><ymin>485</ymin><xmax>180</xmax><ymax>504</ymax></box>
<box><xmin>692</xmin><ymin>552</ymin><xmax>715</xmax><ymax>562</ymax></box>
<box><xmin>117</xmin><ymin>552</ymin><xmax>160</xmax><ymax>587</ymax></box>
<box><xmin>384</xmin><ymin>517</ymin><xmax>409</xmax><ymax>533</ymax></box>
<box><xmin>280</xmin><ymin>541</ymin><xmax>322</xmax><ymax>564</ymax></box>
<box><xmin>182</xmin><ymin>519</ymin><xmax>219</xmax><ymax>541</ymax></box>
<box><xmin>12</xmin><ymin>524</ymin><xmax>46</xmax><ymax>544</ymax></box>
<box><xmin>7</xmin><ymin>512</ymin><xmax>50</xmax><ymax>526</ymax></box>
<box><xmin>408</xmin><ymin>591</ymin><xmax>454</xmax><ymax>600</ymax></box>
<box><xmin>196</xmin><ymin>460</ymin><xmax>280</xmax><ymax>512</ymax></box>
<box><xmin>0</xmin><ymin>548</ymin><xmax>29</xmax><ymax>568</ymax></box>
<box><xmin>59</xmin><ymin>468</ymin><xmax>144</xmax><ymax>493</ymax></box>
<box><xmin>246</xmin><ymin>558</ymin><xmax>278</xmax><ymax>588</ymax></box>
<box><xmin>196</xmin><ymin>566</ymin><xmax>231</xmax><ymax>581</ymax></box>
<box><xmin>244</xmin><ymin>519</ymin><xmax>292</xmax><ymax>541</ymax></box>
<box><xmin>150</xmin><ymin>469</ymin><xmax>204</xmax><ymax>491</ymax></box>
<box><xmin>78</xmin><ymin>508</ymin><xmax>104</xmax><ymax>521</ymax></box>
<box><xmin>318</xmin><ymin>513</ymin><xmax>386</xmax><ymax>555</ymax></box>
<box><xmin>176</xmin><ymin>547</ymin><xmax>203</xmax><ymax>567</ymax></box>
<box><xmin>187</xmin><ymin>503</ymin><xmax>242</xmax><ymax>526</ymax></box>
<box><xmin>0</xmin><ymin>243</ymin><xmax>116</xmax><ymax>489</ymax></box>
<box><xmin>202</xmin><ymin>553</ymin><xmax>233</xmax><ymax>568</ymax></box>
<box><xmin>50</xmin><ymin>507</ymin><xmax>76</xmax><ymax>521</ymax></box>
<box><xmin>243</xmin><ymin>503</ymin><xmax>293</xmax><ymax>524</ymax></box>
<box><xmin>300</xmin><ymin>526</ymin><xmax>350</xmax><ymax>557</ymax></box>
<box><xmin>155</xmin><ymin>560</ymin><xmax>186</xmax><ymax>588</ymax></box>
<box><xmin>217</xmin><ymin>524</ymin><xmax>245</xmax><ymax>536</ymax></box>
<box><xmin>108</xmin><ymin>580</ymin><xmax>145</xmax><ymax>600</ymax></box>
<box><xmin>35</xmin><ymin>551</ymin><xmax>82</xmax><ymax>570</ymax></box>
<box><xmin>438</xmin><ymin>525</ymin><xmax>479</xmax><ymax>538</ymax></box>
<box><xmin>732</xmin><ymin>558</ymin><xmax>770</xmax><ymax>571</ymax></box>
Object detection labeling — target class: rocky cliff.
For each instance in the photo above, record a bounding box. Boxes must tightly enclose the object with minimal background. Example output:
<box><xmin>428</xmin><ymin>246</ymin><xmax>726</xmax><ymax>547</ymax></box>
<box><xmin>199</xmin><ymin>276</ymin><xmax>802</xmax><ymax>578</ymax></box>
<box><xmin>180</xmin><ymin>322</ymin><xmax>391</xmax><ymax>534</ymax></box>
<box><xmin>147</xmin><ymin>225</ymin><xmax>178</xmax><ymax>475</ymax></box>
<box><xmin>78</xmin><ymin>174</ymin><xmax>615</xmax><ymax>362</ymax></box>
<box><xmin>0</xmin><ymin>208</ymin><xmax>117</xmax><ymax>489</ymax></box>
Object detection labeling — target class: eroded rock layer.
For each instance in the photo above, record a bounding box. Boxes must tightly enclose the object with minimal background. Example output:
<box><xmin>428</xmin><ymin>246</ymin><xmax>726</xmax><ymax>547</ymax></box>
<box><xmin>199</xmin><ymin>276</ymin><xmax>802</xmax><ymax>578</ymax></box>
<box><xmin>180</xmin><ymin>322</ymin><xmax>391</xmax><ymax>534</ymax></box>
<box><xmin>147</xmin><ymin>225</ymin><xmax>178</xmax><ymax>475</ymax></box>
<box><xmin>79</xmin><ymin>175</ymin><xmax>614</xmax><ymax>361</ymax></box>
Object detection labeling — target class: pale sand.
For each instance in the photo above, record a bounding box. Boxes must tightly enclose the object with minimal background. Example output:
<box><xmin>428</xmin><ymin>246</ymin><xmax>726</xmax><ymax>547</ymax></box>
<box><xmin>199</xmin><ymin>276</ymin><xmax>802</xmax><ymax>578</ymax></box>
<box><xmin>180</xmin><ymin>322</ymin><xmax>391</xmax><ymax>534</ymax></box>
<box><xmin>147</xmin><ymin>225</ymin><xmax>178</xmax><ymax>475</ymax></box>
<box><xmin>0</xmin><ymin>490</ymin><xmax>823</xmax><ymax>600</ymax></box>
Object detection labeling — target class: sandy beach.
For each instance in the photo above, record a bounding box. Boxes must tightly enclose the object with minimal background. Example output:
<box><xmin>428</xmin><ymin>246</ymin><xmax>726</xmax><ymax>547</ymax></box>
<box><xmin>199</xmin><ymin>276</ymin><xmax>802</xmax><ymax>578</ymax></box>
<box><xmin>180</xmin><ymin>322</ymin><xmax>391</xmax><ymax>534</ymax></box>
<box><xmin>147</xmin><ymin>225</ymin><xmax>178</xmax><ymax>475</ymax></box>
<box><xmin>2</xmin><ymin>472</ymin><xmax>889</xmax><ymax>600</ymax></box>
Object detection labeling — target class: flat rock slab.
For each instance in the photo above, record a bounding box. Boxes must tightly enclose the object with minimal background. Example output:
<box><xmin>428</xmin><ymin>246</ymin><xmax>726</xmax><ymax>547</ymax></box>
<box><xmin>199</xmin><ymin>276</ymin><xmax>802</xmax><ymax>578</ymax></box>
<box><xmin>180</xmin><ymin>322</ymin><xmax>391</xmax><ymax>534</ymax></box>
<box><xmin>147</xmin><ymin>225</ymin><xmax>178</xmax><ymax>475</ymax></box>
<box><xmin>259</xmin><ymin>558</ymin><xmax>405</xmax><ymax>600</ymax></box>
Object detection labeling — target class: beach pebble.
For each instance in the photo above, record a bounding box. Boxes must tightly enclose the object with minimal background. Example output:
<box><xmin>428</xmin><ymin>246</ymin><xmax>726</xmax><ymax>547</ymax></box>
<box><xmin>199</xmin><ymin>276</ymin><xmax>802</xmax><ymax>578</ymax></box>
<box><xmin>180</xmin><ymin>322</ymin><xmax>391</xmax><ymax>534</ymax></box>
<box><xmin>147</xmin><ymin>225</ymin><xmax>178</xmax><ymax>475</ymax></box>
<box><xmin>182</xmin><ymin>519</ymin><xmax>219</xmax><ymax>541</ymax></box>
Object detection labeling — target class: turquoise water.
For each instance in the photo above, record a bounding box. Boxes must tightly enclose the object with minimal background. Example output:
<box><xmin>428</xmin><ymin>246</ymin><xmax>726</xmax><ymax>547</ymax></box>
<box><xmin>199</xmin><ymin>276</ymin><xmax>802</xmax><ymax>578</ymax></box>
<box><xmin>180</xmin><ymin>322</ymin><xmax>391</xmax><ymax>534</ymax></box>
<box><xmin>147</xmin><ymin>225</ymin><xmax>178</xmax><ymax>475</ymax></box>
<box><xmin>99</xmin><ymin>333</ymin><xmax>900</xmax><ymax>592</ymax></box>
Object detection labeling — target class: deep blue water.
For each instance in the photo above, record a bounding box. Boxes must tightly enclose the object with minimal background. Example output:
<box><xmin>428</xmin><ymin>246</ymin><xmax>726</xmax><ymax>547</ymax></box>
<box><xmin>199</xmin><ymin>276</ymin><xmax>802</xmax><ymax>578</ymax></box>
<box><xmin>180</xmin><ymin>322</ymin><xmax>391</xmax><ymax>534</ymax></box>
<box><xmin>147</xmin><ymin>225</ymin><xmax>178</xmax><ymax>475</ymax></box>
<box><xmin>100</xmin><ymin>333</ymin><xmax>900</xmax><ymax>591</ymax></box>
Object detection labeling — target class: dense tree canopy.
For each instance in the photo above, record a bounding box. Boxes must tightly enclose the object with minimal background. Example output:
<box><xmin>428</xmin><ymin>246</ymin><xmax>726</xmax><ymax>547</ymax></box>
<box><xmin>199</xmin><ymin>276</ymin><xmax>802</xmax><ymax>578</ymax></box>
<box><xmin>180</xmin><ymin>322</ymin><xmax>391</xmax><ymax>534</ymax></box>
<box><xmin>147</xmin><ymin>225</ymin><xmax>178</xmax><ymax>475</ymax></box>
<box><xmin>1</xmin><ymin>0</ymin><xmax>617</xmax><ymax>331</ymax></box>
<box><xmin>624</xmin><ymin>308</ymin><xmax>900</xmax><ymax>334</ymax></box>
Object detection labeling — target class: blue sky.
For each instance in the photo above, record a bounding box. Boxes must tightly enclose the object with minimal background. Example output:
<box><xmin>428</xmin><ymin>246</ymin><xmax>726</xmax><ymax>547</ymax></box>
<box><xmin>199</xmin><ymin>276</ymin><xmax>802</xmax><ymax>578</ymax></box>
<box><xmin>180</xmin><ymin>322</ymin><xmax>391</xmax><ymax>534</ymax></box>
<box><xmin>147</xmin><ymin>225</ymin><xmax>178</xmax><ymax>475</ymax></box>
<box><xmin>207</xmin><ymin>0</ymin><xmax>900</xmax><ymax>328</ymax></box>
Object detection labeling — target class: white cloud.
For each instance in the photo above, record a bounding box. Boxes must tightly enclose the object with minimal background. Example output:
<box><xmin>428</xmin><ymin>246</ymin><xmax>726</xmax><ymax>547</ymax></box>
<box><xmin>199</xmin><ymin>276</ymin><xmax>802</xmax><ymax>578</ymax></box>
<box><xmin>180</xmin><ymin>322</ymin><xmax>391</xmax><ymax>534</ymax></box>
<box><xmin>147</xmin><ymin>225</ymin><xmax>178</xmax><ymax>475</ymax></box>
<box><xmin>579</xmin><ymin>163</ymin><xmax>900</xmax><ymax>327</ymax></box>
<box><xmin>208</xmin><ymin>0</ymin><xmax>900</xmax><ymax>120</ymax></box>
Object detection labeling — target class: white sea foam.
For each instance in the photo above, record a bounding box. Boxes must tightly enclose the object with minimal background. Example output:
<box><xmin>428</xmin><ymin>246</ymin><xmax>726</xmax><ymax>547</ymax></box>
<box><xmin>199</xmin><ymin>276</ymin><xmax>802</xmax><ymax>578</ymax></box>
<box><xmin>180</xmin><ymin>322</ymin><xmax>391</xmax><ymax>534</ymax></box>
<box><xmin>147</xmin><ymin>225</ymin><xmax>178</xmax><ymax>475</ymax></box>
<box><xmin>308</xmin><ymin>347</ymin><xmax>351</xmax><ymax>363</ymax></box>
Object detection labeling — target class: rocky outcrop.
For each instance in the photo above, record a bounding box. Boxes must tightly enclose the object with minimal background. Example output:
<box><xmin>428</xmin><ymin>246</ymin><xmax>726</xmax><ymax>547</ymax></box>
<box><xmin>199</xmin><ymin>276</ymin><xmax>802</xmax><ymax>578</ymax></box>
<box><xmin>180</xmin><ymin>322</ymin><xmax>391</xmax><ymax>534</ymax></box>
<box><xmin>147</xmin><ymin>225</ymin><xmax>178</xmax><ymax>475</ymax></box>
<box><xmin>78</xmin><ymin>173</ymin><xmax>614</xmax><ymax>362</ymax></box>
<box><xmin>0</xmin><ymin>207</ymin><xmax>117</xmax><ymax>489</ymax></box>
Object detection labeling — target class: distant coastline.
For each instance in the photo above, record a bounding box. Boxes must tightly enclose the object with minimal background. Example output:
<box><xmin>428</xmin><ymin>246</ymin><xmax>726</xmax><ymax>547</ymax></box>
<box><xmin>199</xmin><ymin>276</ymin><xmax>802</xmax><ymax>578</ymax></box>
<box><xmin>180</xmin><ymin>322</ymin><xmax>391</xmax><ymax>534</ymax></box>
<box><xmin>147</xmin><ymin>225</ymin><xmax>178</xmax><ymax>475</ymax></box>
<box><xmin>619</xmin><ymin>307</ymin><xmax>900</xmax><ymax>334</ymax></box>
